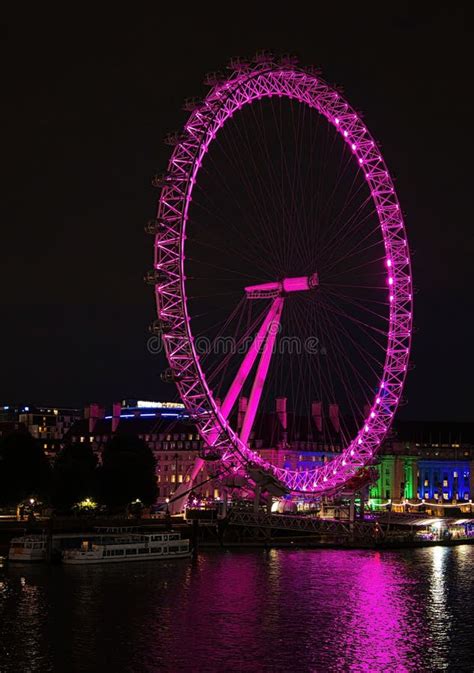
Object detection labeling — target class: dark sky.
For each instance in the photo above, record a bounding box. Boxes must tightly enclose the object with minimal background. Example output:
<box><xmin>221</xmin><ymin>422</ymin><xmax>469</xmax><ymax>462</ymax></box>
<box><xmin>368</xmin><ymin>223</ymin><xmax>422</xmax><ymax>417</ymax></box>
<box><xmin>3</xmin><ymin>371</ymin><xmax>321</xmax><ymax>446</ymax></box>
<box><xmin>1</xmin><ymin>5</ymin><xmax>473</xmax><ymax>420</ymax></box>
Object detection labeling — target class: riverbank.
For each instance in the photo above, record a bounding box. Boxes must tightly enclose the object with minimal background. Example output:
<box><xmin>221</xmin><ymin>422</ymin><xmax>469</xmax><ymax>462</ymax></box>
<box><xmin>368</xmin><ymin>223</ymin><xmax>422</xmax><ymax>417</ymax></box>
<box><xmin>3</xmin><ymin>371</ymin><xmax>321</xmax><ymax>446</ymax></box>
<box><xmin>198</xmin><ymin>536</ymin><xmax>474</xmax><ymax>551</ymax></box>
<box><xmin>2</xmin><ymin>517</ymin><xmax>474</xmax><ymax>559</ymax></box>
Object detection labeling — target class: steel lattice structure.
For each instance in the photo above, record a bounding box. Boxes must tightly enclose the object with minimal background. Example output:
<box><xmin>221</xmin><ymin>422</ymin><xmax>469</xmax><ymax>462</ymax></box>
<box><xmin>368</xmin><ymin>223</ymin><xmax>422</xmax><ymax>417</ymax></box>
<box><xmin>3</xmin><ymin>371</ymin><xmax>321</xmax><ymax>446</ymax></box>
<box><xmin>227</xmin><ymin>510</ymin><xmax>386</xmax><ymax>543</ymax></box>
<box><xmin>148</xmin><ymin>56</ymin><xmax>413</xmax><ymax>496</ymax></box>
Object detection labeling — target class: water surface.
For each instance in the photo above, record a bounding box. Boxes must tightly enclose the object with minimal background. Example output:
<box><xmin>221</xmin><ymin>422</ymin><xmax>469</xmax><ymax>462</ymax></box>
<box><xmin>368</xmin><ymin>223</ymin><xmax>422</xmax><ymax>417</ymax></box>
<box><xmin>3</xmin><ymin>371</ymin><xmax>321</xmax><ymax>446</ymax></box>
<box><xmin>1</xmin><ymin>546</ymin><xmax>473</xmax><ymax>672</ymax></box>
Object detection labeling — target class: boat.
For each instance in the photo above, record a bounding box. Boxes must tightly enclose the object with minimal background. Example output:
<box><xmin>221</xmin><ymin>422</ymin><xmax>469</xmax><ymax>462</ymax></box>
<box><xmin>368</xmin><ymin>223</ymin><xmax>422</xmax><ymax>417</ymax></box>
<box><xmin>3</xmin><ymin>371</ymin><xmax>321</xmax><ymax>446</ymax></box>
<box><xmin>62</xmin><ymin>531</ymin><xmax>191</xmax><ymax>564</ymax></box>
<box><xmin>8</xmin><ymin>535</ymin><xmax>48</xmax><ymax>562</ymax></box>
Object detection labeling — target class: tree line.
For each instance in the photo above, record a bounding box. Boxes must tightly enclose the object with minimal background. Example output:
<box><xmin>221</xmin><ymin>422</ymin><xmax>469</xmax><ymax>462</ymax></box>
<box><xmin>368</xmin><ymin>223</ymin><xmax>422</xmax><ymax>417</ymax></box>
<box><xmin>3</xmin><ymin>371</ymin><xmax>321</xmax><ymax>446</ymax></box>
<box><xmin>0</xmin><ymin>432</ymin><xmax>158</xmax><ymax>511</ymax></box>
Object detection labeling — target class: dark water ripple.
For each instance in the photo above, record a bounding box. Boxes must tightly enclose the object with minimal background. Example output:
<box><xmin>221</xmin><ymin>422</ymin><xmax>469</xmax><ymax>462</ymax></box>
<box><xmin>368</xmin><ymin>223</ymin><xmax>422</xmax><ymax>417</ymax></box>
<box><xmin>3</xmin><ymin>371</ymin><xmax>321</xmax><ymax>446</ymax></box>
<box><xmin>1</xmin><ymin>546</ymin><xmax>473</xmax><ymax>673</ymax></box>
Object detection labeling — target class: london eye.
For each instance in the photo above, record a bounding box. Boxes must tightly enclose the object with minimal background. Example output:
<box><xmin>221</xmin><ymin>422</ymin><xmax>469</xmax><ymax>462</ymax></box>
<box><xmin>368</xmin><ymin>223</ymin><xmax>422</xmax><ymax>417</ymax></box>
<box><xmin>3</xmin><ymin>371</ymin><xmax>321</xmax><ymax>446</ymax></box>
<box><xmin>146</xmin><ymin>53</ymin><xmax>413</xmax><ymax>501</ymax></box>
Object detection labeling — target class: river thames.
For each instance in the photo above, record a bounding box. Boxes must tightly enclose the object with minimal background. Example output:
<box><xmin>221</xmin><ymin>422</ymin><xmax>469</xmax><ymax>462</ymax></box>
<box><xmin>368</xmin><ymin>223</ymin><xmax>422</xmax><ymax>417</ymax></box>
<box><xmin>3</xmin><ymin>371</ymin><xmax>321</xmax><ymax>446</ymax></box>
<box><xmin>1</xmin><ymin>545</ymin><xmax>473</xmax><ymax>673</ymax></box>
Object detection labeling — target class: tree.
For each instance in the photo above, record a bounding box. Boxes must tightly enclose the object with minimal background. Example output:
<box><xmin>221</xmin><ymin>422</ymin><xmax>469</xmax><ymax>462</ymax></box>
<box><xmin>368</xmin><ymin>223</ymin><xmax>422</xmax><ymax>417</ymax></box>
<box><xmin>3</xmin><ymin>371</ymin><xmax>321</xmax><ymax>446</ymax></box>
<box><xmin>98</xmin><ymin>435</ymin><xmax>157</xmax><ymax>509</ymax></box>
<box><xmin>0</xmin><ymin>432</ymin><xmax>51</xmax><ymax>506</ymax></box>
<box><xmin>51</xmin><ymin>442</ymin><xmax>98</xmax><ymax>511</ymax></box>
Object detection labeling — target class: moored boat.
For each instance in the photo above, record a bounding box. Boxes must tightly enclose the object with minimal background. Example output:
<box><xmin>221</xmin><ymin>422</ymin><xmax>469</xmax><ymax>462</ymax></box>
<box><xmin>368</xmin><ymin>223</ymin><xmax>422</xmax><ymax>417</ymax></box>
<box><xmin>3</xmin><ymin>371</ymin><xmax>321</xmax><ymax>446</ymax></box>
<box><xmin>62</xmin><ymin>531</ymin><xmax>191</xmax><ymax>564</ymax></box>
<box><xmin>8</xmin><ymin>535</ymin><xmax>48</xmax><ymax>562</ymax></box>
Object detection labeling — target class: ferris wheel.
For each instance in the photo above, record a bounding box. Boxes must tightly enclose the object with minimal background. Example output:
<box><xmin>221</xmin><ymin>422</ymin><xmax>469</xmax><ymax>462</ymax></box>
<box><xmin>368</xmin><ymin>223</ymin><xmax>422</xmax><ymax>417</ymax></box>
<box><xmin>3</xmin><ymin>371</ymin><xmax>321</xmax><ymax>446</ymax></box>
<box><xmin>146</xmin><ymin>53</ymin><xmax>413</xmax><ymax>499</ymax></box>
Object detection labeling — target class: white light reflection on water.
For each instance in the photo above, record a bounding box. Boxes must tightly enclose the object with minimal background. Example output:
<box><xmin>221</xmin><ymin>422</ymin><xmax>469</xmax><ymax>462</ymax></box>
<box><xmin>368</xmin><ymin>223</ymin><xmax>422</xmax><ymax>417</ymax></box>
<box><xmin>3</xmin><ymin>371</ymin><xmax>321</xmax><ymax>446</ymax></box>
<box><xmin>425</xmin><ymin>546</ymin><xmax>452</xmax><ymax>669</ymax></box>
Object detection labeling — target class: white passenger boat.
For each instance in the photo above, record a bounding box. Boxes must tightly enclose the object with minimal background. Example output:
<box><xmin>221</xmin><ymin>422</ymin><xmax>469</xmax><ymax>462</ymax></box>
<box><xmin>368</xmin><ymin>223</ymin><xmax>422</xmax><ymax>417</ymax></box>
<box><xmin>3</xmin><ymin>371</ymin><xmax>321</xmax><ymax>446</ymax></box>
<box><xmin>62</xmin><ymin>531</ymin><xmax>191</xmax><ymax>564</ymax></box>
<box><xmin>8</xmin><ymin>535</ymin><xmax>48</xmax><ymax>562</ymax></box>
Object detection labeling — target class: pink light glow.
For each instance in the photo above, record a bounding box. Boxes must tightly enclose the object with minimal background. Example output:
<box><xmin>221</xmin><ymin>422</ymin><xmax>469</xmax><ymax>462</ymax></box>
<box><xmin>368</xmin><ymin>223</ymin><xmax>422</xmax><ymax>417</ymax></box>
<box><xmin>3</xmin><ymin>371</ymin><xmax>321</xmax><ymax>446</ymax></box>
<box><xmin>205</xmin><ymin>297</ymin><xmax>283</xmax><ymax>446</ymax></box>
<box><xmin>245</xmin><ymin>274</ymin><xmax>318</xmax><ymax>298</ymax></box>
<box><xmin>240</xmin><ymin>299</ymin><xmax>284</xmax><ymax>445</ymax></box>
<box><xmin>155</xmin><ymin>62</ymin><xmax>412</xmax><ymax>498</ymax></box>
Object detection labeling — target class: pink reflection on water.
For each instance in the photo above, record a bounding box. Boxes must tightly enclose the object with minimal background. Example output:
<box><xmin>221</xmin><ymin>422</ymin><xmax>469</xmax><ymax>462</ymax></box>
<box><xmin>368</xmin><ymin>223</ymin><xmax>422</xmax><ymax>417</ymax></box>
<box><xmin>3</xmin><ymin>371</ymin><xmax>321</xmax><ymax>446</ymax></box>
<box><xmin>330</xmin><ymin>550</ymin><xmax>428</xmax><ymax>671</ymax></box>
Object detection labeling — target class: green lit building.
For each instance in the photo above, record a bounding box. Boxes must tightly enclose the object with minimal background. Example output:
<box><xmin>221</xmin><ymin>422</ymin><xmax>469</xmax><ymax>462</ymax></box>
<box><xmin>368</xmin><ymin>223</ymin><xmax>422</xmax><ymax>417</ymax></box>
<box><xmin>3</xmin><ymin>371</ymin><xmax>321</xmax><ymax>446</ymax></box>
<box><xmin>369</xmin><ymin>454</ymin><xmax>417</xmax><ymax>504</ymax></box>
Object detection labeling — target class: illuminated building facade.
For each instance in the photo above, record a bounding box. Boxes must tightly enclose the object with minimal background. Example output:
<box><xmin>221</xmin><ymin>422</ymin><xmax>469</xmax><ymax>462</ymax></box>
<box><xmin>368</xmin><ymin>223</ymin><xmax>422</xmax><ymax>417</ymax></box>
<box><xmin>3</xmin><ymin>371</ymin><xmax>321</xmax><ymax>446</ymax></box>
<box><xmin>416</xmin><ymin>460</ymin><xmax>470</xmax><ymax>501</ymax></box>
<box><xmin>370</xmin><ymin>421</ymin><xmax>474</xmax><ymax>507</ymax></box>
<box><xmin>370</xmin><ymin>455</ymin><xmax>417</xmax><ymax>502</ymax></box>
<box><xmin>6</xmin><ymin>397</ymin><xmax>468</xmax><ymax>509</ymax></box>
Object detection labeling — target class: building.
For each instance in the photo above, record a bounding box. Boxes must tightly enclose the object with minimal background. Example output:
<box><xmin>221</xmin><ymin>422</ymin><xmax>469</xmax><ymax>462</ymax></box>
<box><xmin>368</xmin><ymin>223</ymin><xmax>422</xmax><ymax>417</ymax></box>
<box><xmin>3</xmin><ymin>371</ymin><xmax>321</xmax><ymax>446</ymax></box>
<box><xmin>370</xmin><ymin>421</ymin><xmax>474</xmax><ymax>510</ymax></box>
<box><xmin>67</xmin><ymin>397</ymin><xmax>345</xmax><ymax>503</ymax></box>
<box><xmin>68</xmin><ymin>400</ymin><xmax>214</xmax><ymax>501</ymax></box>
<box><xmin>9</xmin><ymin>395</ymin><xmax>472</xmax><ymax>511</ymax></box>
<box><xmin>0</xmin><ymin>403</ymin><xmax>82</xmax><ymax>460</ymax></box>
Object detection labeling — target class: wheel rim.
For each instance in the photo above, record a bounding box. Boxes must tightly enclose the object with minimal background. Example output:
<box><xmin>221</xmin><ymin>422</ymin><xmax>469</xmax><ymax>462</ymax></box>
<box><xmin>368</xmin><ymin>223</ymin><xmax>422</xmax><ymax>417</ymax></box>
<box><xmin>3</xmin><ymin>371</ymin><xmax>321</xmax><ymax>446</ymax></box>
<box><xmin>153</xmin><ymin>62</ymin><xmax>412</xmax><ymax>495</ymax></box>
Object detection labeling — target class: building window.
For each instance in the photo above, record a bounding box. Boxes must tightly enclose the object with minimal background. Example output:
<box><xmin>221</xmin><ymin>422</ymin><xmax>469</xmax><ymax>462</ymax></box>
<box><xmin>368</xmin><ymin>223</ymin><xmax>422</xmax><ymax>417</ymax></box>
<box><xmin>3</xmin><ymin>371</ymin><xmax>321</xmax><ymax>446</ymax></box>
<box><xmin>443</xmin><ymin>493</ymin><xmax>449</xmax><ymax>500</ymax></box>
<box><xmin>443</xmin><ymin>480</ymin><xmax>448</xmax><ymax>487</ymax></box>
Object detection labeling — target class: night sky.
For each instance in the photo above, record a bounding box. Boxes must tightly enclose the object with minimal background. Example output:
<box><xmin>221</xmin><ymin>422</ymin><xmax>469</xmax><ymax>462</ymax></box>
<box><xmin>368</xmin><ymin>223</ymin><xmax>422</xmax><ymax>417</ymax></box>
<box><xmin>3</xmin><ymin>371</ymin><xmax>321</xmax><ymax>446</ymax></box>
<box><xmin>1</xmin><ymin>6</ymin><xmax>473</xmax><ymax>420</ymax></box>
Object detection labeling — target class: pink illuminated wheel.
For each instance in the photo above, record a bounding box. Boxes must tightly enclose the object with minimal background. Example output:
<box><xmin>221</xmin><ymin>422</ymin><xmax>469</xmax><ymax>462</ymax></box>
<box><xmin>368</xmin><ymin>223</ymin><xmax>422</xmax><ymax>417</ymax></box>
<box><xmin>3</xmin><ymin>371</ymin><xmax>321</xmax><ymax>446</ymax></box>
<box><xmin>148</xmin><ymin>55</ymin><xmax>413</xmax><ymax>495</ymax></box>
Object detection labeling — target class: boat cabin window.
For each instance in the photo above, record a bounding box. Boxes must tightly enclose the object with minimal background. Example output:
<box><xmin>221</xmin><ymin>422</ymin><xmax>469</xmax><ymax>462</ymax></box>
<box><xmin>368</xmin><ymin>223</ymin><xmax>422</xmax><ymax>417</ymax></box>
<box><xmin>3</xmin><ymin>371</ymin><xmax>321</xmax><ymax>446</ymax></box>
<box><xmin>105</xmin><ymin>549</ymin><xmax>125</xmax><ymax>556</ymax></box>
